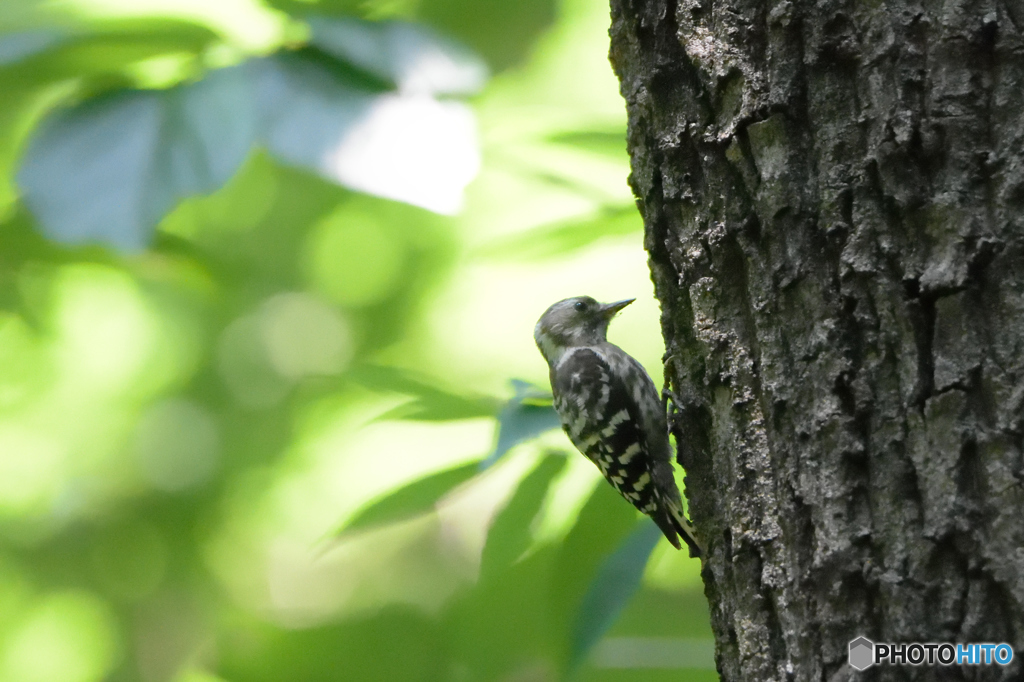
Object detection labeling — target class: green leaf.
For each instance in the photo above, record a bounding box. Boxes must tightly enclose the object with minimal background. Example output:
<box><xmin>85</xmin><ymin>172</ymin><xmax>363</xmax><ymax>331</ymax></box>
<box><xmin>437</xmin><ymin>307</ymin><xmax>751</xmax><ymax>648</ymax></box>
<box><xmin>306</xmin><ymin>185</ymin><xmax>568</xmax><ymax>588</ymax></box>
<box><xmin>548</xmin><ymin>481</ymin><xmax>640</xmax><ymax>668</ymax></box>
<box><xmin>18</xmin><ymin>62</ymin><xmax>257</xmax><ymax>250</ymax></box>
<box><xmin>257</xmin><ymin>50</ymin><xmax>481</xmax><ymax>215</ymax></box>
<box><xmin>479</xmin><ymin>452</ymin><xmax>566</xmax><ymax>578</ymax></box>
<box><xmin>481</xmin><ymin>380</ymin><xmax>561</xmax><ymax>467</ymax></box>
<box><xmin>349</xmin><ymin>364</ymin><xmax>500</xmax><ymax>421</ymax></box>
<box><xmin>4</xmin><ymin>21</ymin><xmax>219</xmax><ymax>84</ymax></box>
<box><xmin>548</xmin><ymin>128</ymin><xmax>627</xmax><ymax>159</ymax></box>
<box><xmin>475</xmin><ymin>206</ymin><xmax>641</xmax><ymax>261</ymax></box>
<box><xmin>416</xmin><ymin>0</ymin><xmax>557</xmax><ymax>71</ymax></box>
<box><xmin>335</xmin><ymin>460</ymin><xmax>481</xmax><ymax>536</ymax></box>
<box><xmin>568</xmin><ymin>521</ymin><xmax>662</xmax><ymax>670</ymax></box>
<box><xmin>218</xmin><ymin>606</ymin><xmax>448</xmax><ymax>682</ymax></box>
<box><xmin>256</xmin><ymin>50</ymin><xmax>376</xmax><ymax>162</ymax></box>
<box><xmin>16</xmin><ymin>22</ymin><xmax>486</xmax><ymax>250</ymax></box>
<box><xmin>307</xmin><ymin>17</ymin><xmax>487</xmax><ymax>95</ymax></box>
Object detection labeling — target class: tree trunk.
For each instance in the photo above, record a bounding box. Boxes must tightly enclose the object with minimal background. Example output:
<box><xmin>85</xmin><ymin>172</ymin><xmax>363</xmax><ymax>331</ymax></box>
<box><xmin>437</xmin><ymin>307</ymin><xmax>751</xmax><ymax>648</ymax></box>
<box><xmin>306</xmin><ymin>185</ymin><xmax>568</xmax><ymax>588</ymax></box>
<box><xmin>608</xmin><ymin>0</ymin><xmax>1024</xmax><ymax>680</ymax></box>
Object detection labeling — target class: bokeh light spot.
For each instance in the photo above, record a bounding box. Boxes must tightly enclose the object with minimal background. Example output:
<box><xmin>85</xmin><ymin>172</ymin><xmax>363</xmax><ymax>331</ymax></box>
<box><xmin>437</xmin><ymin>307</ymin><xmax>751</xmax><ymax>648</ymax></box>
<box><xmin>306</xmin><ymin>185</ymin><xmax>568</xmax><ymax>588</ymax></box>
<box><xmin>125</xmin><ymin>53</ymin><xmax>198</xmax><ymax>89</ymax></box>
<box><xmin>0</xmin><ymin>315</ymin><xmax>43</xmax><ymax>410</ymax></box>
<box><xmin>217</xmin><ymin>315</ymin><xmax>291</xmax><ymax>409</ymax></box>
<box><xmin>305</xmin><ymin>207</ymin><xmax>405</xmax><ymax>307</ymax></box>
<box><xmin>0</xmin><ymin>426</ymin><xmax>65</xmax><ymax>516</ymax></box>
<box><xmin>260</xmin><ymin>293</ymin><xmax>353</xmax><ymax>379</ymax></box>
<box><xmin>174</xmin><ymin>670</ymin><xmax>229</xmax><ymax>682</ymax></box>
<box><xmin>0</xmin><ymin>591</ymin><xmax>119</xmax><ymax>682</ymax></box>
<box><xmin>52</xmin><ymin>265</ymin><xmax>160</xmax><ymax>395</ymax></box>
<box><xmin>134</xmin><ymin>398</ymin><xmax>220</xmax><ymax>492</ymax></box>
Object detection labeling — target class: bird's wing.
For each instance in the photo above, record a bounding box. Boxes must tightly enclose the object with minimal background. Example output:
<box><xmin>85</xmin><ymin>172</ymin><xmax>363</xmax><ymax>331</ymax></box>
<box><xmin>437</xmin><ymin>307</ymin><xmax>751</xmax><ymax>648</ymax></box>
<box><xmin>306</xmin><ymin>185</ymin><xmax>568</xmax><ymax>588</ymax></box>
<box><xmin>619</xmin><ymin>352</ymin><xmax>672</xmax><ymax>462</ymax></box>
<box><xmin>551</xmin><ymin>347</ymin><xmax>703</xmax><ymax>557</ymax></box>
<box><xmin>551</xmin><ymin>347</ymin><xmax>663</xmax><ymax>513</ymax></box>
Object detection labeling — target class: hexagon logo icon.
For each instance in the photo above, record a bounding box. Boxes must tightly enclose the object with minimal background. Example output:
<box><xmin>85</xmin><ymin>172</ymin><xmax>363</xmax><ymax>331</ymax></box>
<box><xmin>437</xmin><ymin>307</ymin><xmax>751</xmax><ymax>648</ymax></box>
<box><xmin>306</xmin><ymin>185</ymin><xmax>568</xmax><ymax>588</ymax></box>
<box><xmin>849</xmin><ymin>637</ymin><xmax>875</xmax><ymax>671</ymax></box>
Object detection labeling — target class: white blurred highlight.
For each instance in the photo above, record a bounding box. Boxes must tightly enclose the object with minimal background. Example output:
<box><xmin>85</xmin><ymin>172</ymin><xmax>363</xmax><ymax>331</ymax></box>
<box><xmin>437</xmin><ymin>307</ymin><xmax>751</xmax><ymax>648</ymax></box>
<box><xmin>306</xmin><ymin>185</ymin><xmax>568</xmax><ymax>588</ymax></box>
<box><xmin>389</xmin><ymin>26</ymin><xmax>488</xmax><ymax>95</ymax></box>
<box><xmin>324</xmin><ymin>95</ymin><xmax>479</xmax><ymax>215</ymax></box>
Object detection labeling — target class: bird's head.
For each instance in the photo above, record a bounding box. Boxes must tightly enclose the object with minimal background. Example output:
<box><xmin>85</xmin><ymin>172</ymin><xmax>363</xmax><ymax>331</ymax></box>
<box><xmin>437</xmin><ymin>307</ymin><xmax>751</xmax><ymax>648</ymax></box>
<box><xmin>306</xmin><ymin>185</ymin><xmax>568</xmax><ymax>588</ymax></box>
<box><xmin>534</xmin><ymin>296</ymin><xmax>634</xmax><ymax>365</ymax></box>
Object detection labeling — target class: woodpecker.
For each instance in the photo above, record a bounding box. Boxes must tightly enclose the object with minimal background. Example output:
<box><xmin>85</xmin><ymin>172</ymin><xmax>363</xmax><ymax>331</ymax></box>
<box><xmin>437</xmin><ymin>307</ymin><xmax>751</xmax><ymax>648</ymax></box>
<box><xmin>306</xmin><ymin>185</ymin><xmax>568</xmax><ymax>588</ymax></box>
<box><xmin>534</xmin><ymin>296</ymin><xmax>703</xmax><ymax>557</ymax></box>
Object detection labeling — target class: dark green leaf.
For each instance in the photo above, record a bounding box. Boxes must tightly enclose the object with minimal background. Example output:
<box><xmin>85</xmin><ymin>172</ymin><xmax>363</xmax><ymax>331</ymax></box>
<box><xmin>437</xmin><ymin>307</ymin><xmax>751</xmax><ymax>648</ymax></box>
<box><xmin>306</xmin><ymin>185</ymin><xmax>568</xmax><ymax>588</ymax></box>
<box><xmin>479</xmin><ymin>451</ymin><xmax>566</xmax><ymax>578</ymax></box>
<box><xmin>548</xmin><ymin>481</ymin><xmax>640</xmax><ymax>667</ymax></box>
<box><xmin>256</xmin><ymin>51</ymin><xmax>375</xmax><ymax>167</ymax></box>
<box><xmin>335</xmin><ymin>460</ymin><xmax>481</xmax><ymax>536</ymax></box>
<box><xmin>416</xmin><ymin>0</ymin><xmax>557</xmax><ymax>71</ymax></box>
<box><xmin>476</xmin><ymin>206</ymin><xmax>641</xmax><ymax>261</ymax></box>
<box><xmin>5</xmin><ymin>22</ymin><xmax>219</xmax><ymax>85</ymax></box>
<box><xmin>308</xmin><ymin>17</ymin><xmax>486</xmax><ymax>95</ymax></box>
<box><xmin>17</xmin><ymin>23</ymin><xmax>485</xmax><ymax>251</ymax></box>
<box><xmin>18</xmin><ymin>62</ymin><xmax>257</xmax><ymax>250</ymax></box>
<box><xmin>482</xmin><ymin>380</ymin><xmax>561</xmax><ymax>468</ymax></box>
<box><xmin>569</xmin><ymin>521</ymin><xmax>662</xmax><ymax>670</ymax></box>
<box><xmin>349</xmin><ymin>364</ymin><xmax>500</xmax><ymax>421</ymax></box>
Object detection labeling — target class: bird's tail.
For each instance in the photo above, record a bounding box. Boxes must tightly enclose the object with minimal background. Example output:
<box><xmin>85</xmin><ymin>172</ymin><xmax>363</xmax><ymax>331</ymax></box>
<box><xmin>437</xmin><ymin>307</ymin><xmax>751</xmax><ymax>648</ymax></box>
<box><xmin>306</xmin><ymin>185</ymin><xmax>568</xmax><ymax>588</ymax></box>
<box><xmin>665</xmin><ymin>499</ymin><xmax>704</xmax><ymax>558</ymax></box>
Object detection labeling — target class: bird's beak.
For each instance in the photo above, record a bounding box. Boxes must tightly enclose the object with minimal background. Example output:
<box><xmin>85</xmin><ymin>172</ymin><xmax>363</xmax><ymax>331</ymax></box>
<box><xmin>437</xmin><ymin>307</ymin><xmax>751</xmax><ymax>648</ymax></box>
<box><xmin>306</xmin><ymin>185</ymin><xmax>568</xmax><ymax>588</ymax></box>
<box><xmin>600</xmin><ymin>298</ymin><xmax>635</xmax><ymax>319</ymax></box>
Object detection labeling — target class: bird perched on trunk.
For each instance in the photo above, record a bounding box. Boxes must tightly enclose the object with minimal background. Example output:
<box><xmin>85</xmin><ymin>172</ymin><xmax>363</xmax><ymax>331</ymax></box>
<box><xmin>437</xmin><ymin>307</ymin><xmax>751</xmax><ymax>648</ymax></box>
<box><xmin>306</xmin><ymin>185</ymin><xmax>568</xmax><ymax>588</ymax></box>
<box><xmin>534</xmin><ymin>296</ymin><xmax>703</xmax><ymax>557</ymax></box>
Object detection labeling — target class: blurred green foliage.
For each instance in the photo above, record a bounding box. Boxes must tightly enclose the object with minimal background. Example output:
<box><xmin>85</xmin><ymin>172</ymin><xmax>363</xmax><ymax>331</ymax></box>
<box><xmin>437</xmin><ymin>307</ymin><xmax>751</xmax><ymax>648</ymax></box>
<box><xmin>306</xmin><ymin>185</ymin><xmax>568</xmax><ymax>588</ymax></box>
<box><xmin>0</xmin><ymin>0</ymin><xmax>716</xmax><ymax>681</ymax></box>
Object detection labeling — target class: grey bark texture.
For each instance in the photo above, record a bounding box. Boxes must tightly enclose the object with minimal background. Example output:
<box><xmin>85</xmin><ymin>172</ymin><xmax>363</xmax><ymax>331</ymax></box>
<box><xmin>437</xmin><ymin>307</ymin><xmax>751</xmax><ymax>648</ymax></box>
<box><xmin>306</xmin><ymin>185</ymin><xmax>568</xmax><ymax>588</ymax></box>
<box><xmin>608</xmin><ymin>0</ymin><xmax>1024</xmax><ymax>680</ymax></box>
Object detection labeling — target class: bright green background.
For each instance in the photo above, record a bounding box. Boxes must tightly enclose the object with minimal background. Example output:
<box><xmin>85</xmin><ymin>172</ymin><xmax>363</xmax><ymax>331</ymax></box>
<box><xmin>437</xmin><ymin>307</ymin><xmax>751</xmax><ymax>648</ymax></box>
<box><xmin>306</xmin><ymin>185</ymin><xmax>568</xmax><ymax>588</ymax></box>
<box><xmin>0</xmin><ymin>0</ymin><xmax>716</xmax><ymax>680</ymax></box>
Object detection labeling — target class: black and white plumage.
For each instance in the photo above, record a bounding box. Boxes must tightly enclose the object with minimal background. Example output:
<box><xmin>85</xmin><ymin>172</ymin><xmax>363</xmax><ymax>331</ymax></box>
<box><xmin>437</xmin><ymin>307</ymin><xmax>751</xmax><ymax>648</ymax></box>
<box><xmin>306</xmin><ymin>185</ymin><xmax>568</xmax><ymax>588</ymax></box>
<box><xmin>534</xmin><ymin>296</ymin><xmax>703</xmax><ymax>557</ymax></box>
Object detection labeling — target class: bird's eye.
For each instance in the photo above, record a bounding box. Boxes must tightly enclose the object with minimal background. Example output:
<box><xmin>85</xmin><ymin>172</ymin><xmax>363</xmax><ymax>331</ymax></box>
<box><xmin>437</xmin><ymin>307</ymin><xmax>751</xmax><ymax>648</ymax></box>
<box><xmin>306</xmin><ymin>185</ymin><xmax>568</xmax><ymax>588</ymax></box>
<box><xmin>573</xmin><ymin>301</ymin><xmax>587</xmax><ymax>312</ymax></box>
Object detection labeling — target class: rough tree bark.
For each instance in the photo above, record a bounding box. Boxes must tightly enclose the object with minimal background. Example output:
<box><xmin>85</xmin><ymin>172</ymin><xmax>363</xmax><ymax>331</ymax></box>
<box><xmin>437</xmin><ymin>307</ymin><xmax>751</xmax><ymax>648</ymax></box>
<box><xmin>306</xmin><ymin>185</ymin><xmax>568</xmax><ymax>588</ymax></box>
<box><xmin>608</xmin><ymin>0</ymin><xmax>1024</xmax><ymax>680</ymax></box>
